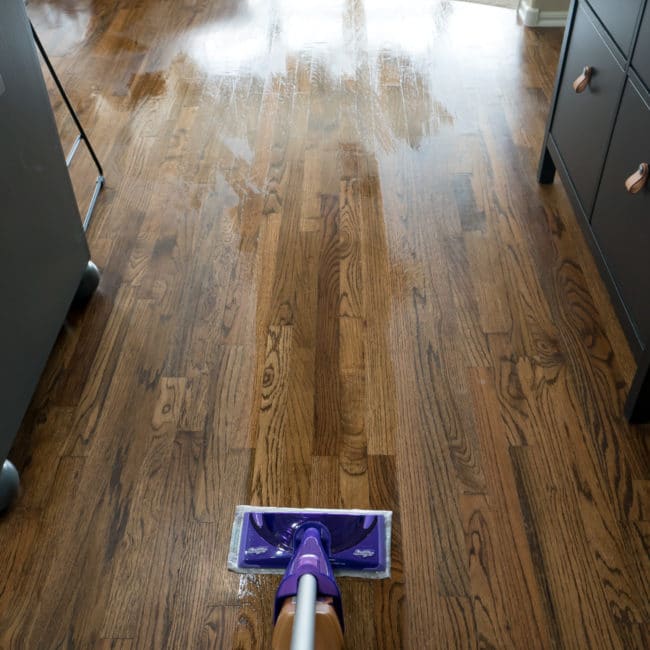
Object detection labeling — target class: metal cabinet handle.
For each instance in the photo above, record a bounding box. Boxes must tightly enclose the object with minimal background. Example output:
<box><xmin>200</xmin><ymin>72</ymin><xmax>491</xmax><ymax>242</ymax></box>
<box><xmin>625</xmin><ymin>163</ymin><xmax>649</xmax><ymax>194</ymax></box>
<box><xmin>573</xmin><ymin>66</ymin><xmax>593</xmax><ymax>93</ymax></box>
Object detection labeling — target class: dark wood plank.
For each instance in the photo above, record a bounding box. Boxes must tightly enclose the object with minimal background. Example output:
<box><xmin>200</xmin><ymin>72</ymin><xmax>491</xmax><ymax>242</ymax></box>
<box><xmin>202</xmin><ymin>605</ymin><xmax>238</xmax><ymax>650</ymax></box>
<box><xmin>510</xmin><ymin>443</ymin><xmax>627</xmax><ymax>649</ymax></box>
<box><xmin>468</xmin><ymin>367</ymin><xmax>558</xmax><ymax>649</ymax></box>
<box><xmin>369</xmin><ymin>455</ymin><xmax>407</xmax><ymax>649</ymax></box>
<box><xmin>94</xmin><ymin>640</ymin><xmax>133</xmax><ymax>650</ymax></box>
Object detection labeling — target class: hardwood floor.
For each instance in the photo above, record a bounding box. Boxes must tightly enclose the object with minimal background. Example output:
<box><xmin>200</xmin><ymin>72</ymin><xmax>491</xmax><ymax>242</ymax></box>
<box><xmin>1</xmin><ymin>0</ymin><xmax>649</xmax><ymax>647</ymax></box>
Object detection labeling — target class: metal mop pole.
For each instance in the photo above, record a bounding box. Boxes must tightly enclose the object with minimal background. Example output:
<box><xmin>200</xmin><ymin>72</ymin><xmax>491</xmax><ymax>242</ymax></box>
<box><xmin>290</xmin><ymin>574</ymin><xmax>317</xmax><ymax>650</ymax></box>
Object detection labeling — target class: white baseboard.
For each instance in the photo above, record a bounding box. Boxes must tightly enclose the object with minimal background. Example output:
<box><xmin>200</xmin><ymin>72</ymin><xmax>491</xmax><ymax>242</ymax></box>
<box><xmin>518</xmin><ymin>1</ymin><xmax>568</xmax><ymax>27</ymax></box>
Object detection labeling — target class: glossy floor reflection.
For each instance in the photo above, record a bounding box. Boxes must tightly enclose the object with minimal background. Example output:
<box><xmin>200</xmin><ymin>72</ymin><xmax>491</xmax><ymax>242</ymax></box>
<box><xmin>3</xmin><ymin>1</ymin><xmax>649</xmax><ymax>648</ymax></box>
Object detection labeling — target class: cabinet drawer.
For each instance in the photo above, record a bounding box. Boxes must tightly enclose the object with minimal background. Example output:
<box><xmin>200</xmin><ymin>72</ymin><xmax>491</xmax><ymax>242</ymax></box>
<box><xmin>592</xmin><ymin>81</ymin><xmax>650</xmax><ymax>346</ymax></box>
<box><xmin>586</xmin><ymin>0</ymin><xmax>644</xmax><ymax>55</ymax></box>
<box><xmin>551</xmin><ymin>4</ymin><xmax>625</xmax><ymax>215</ymax></box>
<box><xmin>632</xmin><ymin>3</ymin><xmax>650</xmax><ymax>91</ymax></box>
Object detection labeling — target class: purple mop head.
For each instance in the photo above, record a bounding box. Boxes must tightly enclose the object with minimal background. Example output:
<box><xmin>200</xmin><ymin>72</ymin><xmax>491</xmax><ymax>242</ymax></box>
<box><xmin>228</xmin><ymin>506</ymin><xmax>392</xmax><ymax>578</ymax></box>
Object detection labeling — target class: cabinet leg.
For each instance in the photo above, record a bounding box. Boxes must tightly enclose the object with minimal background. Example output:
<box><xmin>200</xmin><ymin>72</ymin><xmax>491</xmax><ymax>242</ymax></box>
<box><xmin>538</xmin><ymin>145</ymin><xmax>556</xmax><ymax>184</ymax></box>
<box><xmin>72</xmin><ymin>260</ymin><xmax>101</xmax><ymax>307</ymax></box>
<box><xmin>625</xmin><ymin>349</ymin><xmax>650</xmax><ymax>423</ymax></box>
<box><xmin>0</xmin><ymin>460</ymin><xmax>20</xmax><ymax>512</ymax></box>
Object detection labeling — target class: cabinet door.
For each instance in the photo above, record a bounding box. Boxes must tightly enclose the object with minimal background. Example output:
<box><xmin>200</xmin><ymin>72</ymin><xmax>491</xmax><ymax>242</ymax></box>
<box><xmin>551</xmin><ymin>3</ymin><xmax>626</xmax><ymax>216</ymax></box>
<box><xmin>632</xmin><ymin>3</ymin><xmax>650</xmax><ymax>91</ymax></box>
<box><xmin>586</xmin><ymin>0</ymin><xmax>645</xmax><ymax>55</ymax></box>
<box><xmin>592</xmin><ymin>81</ymin><xmax>650</xmax><ymax>347</ymax></box>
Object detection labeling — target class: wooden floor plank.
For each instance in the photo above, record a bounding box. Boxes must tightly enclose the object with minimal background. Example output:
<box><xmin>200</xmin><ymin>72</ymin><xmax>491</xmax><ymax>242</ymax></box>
<box><xmin>468</xmin><ymin>367</ymin><xmax>560</xmax><ymax>649</ymax></box>
<box><xmin>510</xmin><ymin>443</ymin><xmax>627</xmax><ymax>649</ymax></box>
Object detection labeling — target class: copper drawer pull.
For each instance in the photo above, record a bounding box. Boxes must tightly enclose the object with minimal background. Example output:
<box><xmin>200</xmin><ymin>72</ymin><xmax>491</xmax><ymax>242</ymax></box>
<box><xmin>573</xmin><ymin>66</ymin><xmax>593</xmax><ymax>93</ymax></box>
<box><xmin>625</xmin><ymin>163</ymin><xmax>649</xmax><ymax>194</ymax></box>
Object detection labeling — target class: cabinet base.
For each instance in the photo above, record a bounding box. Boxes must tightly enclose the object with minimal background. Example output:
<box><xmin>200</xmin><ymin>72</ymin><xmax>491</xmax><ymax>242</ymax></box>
<box><xmin>538</xmin><ymin>145</ymin><xmax>556</xmax><ymax>184</ymax></box>
<box><xmin>72</xmin><ymin>260</ymin><xmax>101</xmax><ymax>307</ymax></box>
<box><xmin>625</xmin><ymin>349</ymin><xmax>650</xmax><ymax>423</ymax></box>
<box><xmin>0</xmin><ymin>460</ymin><xmax>20</xmax><ymax>512</ymax></box>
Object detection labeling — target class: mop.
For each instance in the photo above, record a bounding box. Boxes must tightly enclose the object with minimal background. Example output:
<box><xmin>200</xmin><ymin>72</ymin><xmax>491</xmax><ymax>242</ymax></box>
<box><xmin>228</xmin><ymin>505</ymin><xmax>392</xmax><ymax>649</ymax></box>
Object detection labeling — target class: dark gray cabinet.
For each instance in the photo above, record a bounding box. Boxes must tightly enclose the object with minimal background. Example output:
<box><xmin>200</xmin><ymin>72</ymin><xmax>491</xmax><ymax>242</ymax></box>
<box><xmin>0</xmin><ymin>0</ymin><xmax>99</xmax><ymax>509</ymax></box>
<box><xmin>632</xmin><ymin>3</ymin><xmax>650</xmax><ymax>89</ymax></box>
<box><xmin>539</xmin><ymin>0</ymin><xmax>650</xmax><ymax>422</ymax></box>
<box><xmin>551</xmin><ymin>4</ymin><xmax>626</xmax><ymax>214</ymax></box>
<box><xmin>592</xmin><ymin>82</ymin><xmax>650</xmax><ymax>346</ymax></box>
<box><xmin>586</xmin><ymin>0</ymin><xmax>644</xmax><ymax>54</ymax></box>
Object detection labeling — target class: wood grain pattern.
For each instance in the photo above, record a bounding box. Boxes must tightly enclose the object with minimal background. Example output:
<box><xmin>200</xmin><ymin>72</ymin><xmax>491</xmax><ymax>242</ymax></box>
<box><xmin>94</xmin><ymin>641</ymin><xmax>133</xmax><ymax>650</ymax></box>
<box><xmin>1</xmin><ymin>1</ymin><xmax>648</xmax><ymax>648</ymax></box>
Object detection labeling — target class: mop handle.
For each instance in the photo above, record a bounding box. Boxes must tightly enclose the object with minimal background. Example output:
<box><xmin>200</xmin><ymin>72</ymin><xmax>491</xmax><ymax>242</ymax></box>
<box><xmin>290</xmin><ymin>574</ymin><xmax>318</xmax><ymax>650</ymax></box>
